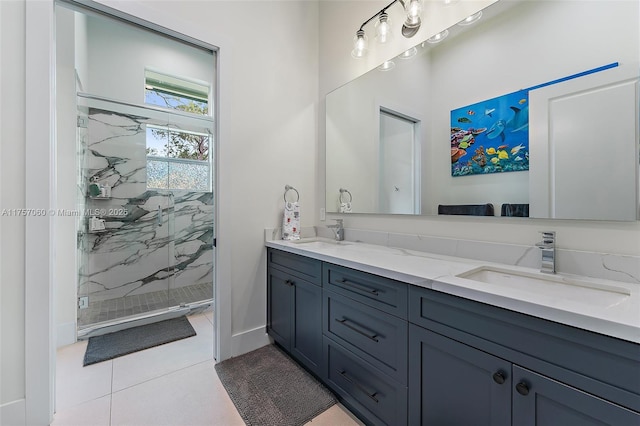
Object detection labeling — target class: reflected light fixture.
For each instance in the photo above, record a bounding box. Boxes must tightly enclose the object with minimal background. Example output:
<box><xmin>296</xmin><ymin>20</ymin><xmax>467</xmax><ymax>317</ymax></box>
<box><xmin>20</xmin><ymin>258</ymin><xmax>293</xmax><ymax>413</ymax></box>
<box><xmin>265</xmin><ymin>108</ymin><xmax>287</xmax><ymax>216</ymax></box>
<box><xmin>351</xmin><ymin>0</ymin><xmax>424</xmax><ymax>59</ymax></box>
<box><xmin>426</xmin><ymin>29</ymin><xmax>449</xmax><ymax>44</ymax></box>
<box><xmin>398</xmin><ymin>46</ymin><xmax>418</xmax><ymax>59</ymax></box>
<box><xmin>378</xmin><ymin>60</ymin><xmax>396</xmax><ymax>71</ymax></box>
<box><xmin>458</xmin><ymin>11</ymin><xmax>483</xmax><ymax>26</ymax></box>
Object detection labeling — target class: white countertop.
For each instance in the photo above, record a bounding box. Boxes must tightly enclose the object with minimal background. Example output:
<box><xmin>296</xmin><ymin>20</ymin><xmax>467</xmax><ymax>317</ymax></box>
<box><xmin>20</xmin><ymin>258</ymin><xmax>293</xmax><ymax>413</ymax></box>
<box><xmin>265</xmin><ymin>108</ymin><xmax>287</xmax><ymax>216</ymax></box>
<box><xmin>266</xmin><ymin>238</ymin><xmax>640</xmax><ymax>344</ymax></box>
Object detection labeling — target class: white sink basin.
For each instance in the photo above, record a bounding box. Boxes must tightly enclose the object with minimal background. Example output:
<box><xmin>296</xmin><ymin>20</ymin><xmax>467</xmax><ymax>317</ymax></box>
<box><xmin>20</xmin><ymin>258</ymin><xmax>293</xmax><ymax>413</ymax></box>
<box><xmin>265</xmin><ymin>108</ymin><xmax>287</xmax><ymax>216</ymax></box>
<box><xmin>456</xmin><ymin>266</ymin><xmax>631</xmax><ymax>309</ymax></box>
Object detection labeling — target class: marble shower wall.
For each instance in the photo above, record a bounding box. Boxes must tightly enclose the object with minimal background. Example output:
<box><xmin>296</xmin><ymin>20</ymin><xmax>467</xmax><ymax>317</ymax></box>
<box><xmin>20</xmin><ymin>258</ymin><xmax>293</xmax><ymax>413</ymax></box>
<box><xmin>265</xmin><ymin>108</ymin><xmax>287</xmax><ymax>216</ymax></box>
<box><xmin>78</xmin><ymin>107</ymin><xmax>214</xmax><ymax>324</ymax></box>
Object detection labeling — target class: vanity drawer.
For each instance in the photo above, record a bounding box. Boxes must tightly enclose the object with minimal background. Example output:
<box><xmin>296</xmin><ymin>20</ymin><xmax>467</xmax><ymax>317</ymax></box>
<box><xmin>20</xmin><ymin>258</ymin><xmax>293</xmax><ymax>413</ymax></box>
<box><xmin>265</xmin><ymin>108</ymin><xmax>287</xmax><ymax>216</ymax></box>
<box><xmin>324</xmin><ymin>290</ymin><xmax>407</xmax><ymax>384</ymax></box>
<box><xmin>323</xmin><ymin>263</ymin><xmax>408</xmax><ymax>318</ymax></box>
<box><xmin>324</xmin><ymin>337</ymin><xmax>408</xmax><ymax>426</ymax></box>
<box><xmin>268</xmin><ymin>248</ymin><xmax>321</xmax><ymax>285</ymax></box>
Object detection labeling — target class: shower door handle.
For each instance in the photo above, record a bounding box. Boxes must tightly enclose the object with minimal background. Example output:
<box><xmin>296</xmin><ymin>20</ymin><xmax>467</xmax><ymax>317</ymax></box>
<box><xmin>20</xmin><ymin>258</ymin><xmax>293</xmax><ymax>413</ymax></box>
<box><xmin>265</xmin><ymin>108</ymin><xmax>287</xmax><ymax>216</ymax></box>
<box><xmin>157</xmin><ymin>205</ymin><xmax>162</xmax><ymax>227</ymax></box>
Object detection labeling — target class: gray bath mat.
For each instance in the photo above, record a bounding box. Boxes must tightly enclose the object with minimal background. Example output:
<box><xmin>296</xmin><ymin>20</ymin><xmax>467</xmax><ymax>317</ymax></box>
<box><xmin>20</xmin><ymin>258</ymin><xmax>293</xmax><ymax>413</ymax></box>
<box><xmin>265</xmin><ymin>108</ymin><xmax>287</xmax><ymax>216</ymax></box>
<box><xmin>215</xmin><ymin>344</ymin><xmax>336</xmax><ymax>425</ymax></box>
<box><xmin>83</xmin><ymin>316</ymin><xmax>196</xmax><ymax>366</ymax></box>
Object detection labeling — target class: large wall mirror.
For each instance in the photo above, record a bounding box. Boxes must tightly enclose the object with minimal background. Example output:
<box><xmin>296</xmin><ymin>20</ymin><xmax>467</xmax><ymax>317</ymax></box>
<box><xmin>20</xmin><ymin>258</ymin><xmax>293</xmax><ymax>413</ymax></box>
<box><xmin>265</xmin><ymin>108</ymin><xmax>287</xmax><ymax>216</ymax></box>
<box><xmin>326</xmin><ymin>0</ymin><xmax>640</xmax><ymax>220</ymax></box>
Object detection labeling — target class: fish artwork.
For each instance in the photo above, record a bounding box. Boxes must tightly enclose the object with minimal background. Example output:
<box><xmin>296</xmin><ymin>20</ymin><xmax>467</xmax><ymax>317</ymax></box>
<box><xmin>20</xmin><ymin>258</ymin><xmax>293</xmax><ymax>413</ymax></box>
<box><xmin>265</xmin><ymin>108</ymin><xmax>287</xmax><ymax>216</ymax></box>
<box><xmin>510</xmin><ymin>143</ymin><xmax>525</xmax><ymax>155</ymax></box>
<box><xmin>450</xmin><ymin>89</ymin><xmax>529</xmax><ymax>177</ymax></box>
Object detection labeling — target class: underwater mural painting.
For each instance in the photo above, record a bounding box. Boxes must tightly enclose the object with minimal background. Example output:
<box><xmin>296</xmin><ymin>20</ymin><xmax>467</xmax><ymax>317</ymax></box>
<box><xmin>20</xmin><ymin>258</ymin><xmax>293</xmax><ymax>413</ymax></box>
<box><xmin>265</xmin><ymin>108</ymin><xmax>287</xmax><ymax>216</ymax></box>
<box><xmin>450</xmin><ymin>89</ymin><xmax>529</xmax><ymax>177</ymax></box>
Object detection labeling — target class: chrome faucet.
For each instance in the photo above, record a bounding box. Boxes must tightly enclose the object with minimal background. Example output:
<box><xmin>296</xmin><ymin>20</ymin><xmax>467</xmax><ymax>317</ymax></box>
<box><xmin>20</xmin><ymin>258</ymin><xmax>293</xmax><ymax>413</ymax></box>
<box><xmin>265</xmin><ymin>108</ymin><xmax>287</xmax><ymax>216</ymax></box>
<box><xmin>535</xmin><ymin>231</ymin><xmax>556</xmax><ymax>274</ymax></box>
<box><xmin>327</xmin><ymin>219</ymin><xmax>344</xmax><ymax>241</ymax></box>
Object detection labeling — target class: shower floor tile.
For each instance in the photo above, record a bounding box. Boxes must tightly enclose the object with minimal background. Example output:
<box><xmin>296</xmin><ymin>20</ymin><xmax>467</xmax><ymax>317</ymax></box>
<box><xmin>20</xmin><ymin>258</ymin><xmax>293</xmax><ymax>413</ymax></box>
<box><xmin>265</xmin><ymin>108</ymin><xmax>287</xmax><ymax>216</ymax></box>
<box><xmin>78</xmin><ymin>282</ymin><xmax>213</xmax><ymax>328</ymax></box>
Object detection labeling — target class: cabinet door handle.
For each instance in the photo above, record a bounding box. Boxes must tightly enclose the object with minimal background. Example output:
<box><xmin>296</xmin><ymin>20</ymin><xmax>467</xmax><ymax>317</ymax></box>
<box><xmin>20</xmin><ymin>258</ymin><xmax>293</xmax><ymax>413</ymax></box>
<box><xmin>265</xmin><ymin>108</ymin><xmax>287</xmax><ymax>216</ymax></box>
<box><xmin>338</xmin><ymin>370</ymin><xmax>379</xmax><ymax>403</ymax></box>
<box><xmin>335</xmin><ymin>318</ymin><xmax>379</xmax><ymax>342</ymax></box>
<box><xmin>492</xmin><ymin>371</ymin><xmax>506</xmax><ymax>385</ymax></box>
<box><xmin>285</xmin><ymin>279</ymin><xmax>295</xmax><ymax>286</ymax></box>
<box><xmin>338</xmin><ymin>279</ymin><xmax>379</xmax><ymax>296</ymax></box>
<box><xmin>516</xmin><ymin>381</ymin><xmax>530</xmax><ymax>396</ymax></box>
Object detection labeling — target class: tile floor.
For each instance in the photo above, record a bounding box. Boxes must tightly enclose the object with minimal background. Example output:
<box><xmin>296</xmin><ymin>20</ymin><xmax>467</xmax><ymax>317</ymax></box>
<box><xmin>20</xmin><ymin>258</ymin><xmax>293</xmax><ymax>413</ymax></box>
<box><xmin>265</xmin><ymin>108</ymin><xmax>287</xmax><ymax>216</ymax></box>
<box><xmin>53</xmin><ymin>312</ymin><xmax>362</xmax><ymax>426</ymax></box>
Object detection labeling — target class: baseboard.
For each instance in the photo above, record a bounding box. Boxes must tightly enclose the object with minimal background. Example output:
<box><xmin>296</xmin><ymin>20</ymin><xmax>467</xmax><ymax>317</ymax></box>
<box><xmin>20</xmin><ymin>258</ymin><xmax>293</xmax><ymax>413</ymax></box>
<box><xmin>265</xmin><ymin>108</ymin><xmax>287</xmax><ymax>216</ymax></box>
<box><xmin>56</xmin><ymin>321</ymin><xmax>76</xmax><ymax>348</ymax></box>
<box><xmin>1</xmin><ymin>398</ymin><xmax>26</xmax><ymax>426</ymax></box>
<box><xmin>231</xmin><ymin>325</ymin><xmax>271</xmax><ymax>357</ymax></box>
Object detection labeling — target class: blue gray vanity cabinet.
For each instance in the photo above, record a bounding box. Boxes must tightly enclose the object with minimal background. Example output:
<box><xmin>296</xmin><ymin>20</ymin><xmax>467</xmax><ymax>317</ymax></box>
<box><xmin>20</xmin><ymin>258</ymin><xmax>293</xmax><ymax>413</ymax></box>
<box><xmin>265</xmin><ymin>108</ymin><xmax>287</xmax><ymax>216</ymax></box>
<box><xmin>409</xmin><ymin>324</ymin><xmax>511</xmax><ymax>426</ymax></box>
<box><xmin>408</xmin><ymin>285</ymin><xmax>640</xmax><ymax>425</ymax></box>
<box><xmin>266</xmin><ymin>248</ymin><xmax>323</xmax><ymax>376</ymax></box>
<box><xmin>322</xmin><ymin>263</ymin><xmax>408</xmax><ymax>426</ymax></box>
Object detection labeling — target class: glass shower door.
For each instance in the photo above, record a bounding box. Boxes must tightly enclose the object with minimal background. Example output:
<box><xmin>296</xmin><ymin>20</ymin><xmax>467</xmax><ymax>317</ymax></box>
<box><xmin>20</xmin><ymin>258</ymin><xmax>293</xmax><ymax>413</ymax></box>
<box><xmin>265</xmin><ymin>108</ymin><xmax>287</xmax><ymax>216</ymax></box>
<box><xmin>76</xmin><ymin>100</ymin><xmax>176</xmax><ymax>330</ymax></box>
<box><xmin>76</xmin><ymin>95</ymin><xmax>214</xmax><ymax>334</ymax></box>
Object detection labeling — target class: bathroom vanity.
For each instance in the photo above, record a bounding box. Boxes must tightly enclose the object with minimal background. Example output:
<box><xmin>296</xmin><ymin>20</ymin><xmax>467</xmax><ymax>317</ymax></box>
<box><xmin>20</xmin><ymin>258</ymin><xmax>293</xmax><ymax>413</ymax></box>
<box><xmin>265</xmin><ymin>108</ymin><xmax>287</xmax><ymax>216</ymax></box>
<box><xmin>265</xmin><ymin>239</ymin><xmax>640</xmax><ymax>426</ymax></box>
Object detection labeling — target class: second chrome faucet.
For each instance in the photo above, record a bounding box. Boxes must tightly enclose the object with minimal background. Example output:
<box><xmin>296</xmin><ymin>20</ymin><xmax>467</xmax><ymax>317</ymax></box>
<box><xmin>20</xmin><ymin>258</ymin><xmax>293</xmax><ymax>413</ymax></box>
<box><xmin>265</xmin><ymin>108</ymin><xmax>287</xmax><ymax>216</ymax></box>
<box><xmin>535</xmin><ymin>231</ymin><xmax>556</xmax><ymax>274</ymax></box>
<box><xmin>327</xmin><ymin>219</ymin><xmax>344</xmax><ymax>241</ymax></box>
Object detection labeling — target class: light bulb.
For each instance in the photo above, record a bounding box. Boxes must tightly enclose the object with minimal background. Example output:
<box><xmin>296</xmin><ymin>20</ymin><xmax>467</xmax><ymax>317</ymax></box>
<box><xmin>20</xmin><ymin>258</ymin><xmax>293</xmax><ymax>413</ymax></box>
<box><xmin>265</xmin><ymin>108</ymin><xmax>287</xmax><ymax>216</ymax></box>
<box><xmin>375</xmin><ymin>12</ymin><xmax>393</xmax><ymax>44</ymax></box>
<box><xmin>407</xmin><ymin>0</ymin><xmax>423</xmax><ymax>20</ymax></box>
<box><xmin>351</xmin><ymin>30</ymin><xmax>368</xmax><ymax>58</ymax></box>
<box><xmin>402</xmin><ymin>0</ymin><xmax>423</xmax><ymax>37</ymax></box>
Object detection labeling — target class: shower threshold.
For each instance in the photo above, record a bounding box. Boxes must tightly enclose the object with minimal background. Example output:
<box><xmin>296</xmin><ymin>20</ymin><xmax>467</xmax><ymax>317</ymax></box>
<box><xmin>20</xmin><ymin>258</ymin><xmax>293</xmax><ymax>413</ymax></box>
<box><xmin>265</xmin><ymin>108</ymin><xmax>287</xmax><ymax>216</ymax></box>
<box><xmin>77</xmin><ymin>299</ymin><xmax>213</xmax><ymax>340</ymax></box>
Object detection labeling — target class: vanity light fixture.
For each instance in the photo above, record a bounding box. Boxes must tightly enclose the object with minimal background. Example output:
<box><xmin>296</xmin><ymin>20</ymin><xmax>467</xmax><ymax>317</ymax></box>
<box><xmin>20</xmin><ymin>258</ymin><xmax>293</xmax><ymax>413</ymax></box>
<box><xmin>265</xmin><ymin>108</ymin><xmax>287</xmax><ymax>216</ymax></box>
<box><xmin>426</xmin><ymin>29</ymin><xmax>449</xmax><ymax>44</ymax></box>
<box><xmin>351</xmin><ymin>0</ymin><xmax>424</xmax><ymax>59</ymax></box>
<box><xmin>375</xmin><ymin>12</ymin><xmax>393</xmax><ymax>44</ymax></box>
<box><xmin>351</xmin><ymin>30</ymin><xmax>369</xmax><ymax>58</ymax></box>
<box><xmin>458</xmin><ymin>11</ymin><xmax>483</xmax><ymax>26</ymax></box>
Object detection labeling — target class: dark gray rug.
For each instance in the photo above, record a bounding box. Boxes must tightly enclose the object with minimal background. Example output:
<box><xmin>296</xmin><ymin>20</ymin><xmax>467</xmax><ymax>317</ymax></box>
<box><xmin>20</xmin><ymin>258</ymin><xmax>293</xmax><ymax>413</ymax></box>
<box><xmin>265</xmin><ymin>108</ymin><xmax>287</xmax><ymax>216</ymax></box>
<box><xmin>215</xmin><ymin>345</ymin><xmax>337</xmax><ymax>425</ymax></box>
<box><xmin>83</xmin><ymin>316</ymin><xmax>196</xmax><ymax>366</ymax></box>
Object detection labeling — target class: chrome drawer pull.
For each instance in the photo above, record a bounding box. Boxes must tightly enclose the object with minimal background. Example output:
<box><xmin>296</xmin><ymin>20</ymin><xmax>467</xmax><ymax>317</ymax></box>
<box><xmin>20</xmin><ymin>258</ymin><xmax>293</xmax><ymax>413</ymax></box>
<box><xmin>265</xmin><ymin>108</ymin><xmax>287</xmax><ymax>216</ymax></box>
<box><xmin>335</xmin><ymin>318</ymin><xmax>379</xmax><ymax>342</ymax></box>
<box><xmin>338</xmin><ymin>279</ymin><xmax>379</xmax><ymax>296</ymax></box>
<box><xmin>338</xmin><ymin>370</ymin><xmax>379</xmax><ymax>403</ymax></box>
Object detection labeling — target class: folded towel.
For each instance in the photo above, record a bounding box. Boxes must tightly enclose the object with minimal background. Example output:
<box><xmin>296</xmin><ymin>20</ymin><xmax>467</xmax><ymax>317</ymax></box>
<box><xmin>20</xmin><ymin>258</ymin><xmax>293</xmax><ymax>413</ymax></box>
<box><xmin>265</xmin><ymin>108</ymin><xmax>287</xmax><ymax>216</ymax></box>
<box><xmin>339</xmin><ymin>202</ymin><xmax>352</xmax><ymax>213</ymax></box>
<box><xmin>282</xmin><ymin>201</ymin><xmax>301</xmax><ymax>240</ymax></box>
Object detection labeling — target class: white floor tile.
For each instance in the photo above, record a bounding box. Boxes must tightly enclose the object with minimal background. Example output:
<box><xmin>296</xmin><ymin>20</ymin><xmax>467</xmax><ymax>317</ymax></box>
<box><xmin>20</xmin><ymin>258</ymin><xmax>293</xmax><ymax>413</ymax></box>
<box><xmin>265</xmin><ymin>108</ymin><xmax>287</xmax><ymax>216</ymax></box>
<box><xmin>56</xmin><ymin>341</ymin><xmax>113</xmax><ymax>411</ymax></box>
<box><xmin>51</xmin><ymin>395</ymin><xmax>111</xmax><ymax>426</ymax></box>
<box><xmin>305</xmin><ymin>403</ymin><xmax>364</xmax><ymax>426</ymax></box>
<box><xmin>110</xmin><ymin>360</ymin><xmax>244</xmax><ymax>426</ymax></box>
<box><xmin>111</xmin><ymin>314</ymin><xmax>214</xmax><ymax>392</ymax></box>
<box><xmin>55</xmin><ymin>314</ymin><xmax>360</xmax><ymax>425</ymax></box>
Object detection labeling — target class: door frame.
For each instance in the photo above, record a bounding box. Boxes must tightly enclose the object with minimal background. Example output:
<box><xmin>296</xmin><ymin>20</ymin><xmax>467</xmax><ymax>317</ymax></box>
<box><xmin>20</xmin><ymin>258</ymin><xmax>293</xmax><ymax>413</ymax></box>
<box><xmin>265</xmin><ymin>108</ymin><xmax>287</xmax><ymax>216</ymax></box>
<box><xmin>25</xmin><ymin>1</ymin><xmax>232</xmax><ymax>423</ymax></box>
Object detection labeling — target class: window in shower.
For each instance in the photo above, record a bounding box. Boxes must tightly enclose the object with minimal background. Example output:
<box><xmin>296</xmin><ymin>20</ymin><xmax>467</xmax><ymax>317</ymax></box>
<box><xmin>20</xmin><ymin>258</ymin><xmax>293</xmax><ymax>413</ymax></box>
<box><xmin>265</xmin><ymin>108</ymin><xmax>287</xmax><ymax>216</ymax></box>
<box><xmin>145</xmin><ymin>70</ymin><xmax>212</xmax><ymax>191</ymax></box>
<box><xmin>144</xmin><ymin>69</ymin><xmax>210</xmax><ymax>116</ymax></box>
<box><xmin>146</xmin><ymin>125</ymin><xmax>211</xmax><ymax>191</ymax></box>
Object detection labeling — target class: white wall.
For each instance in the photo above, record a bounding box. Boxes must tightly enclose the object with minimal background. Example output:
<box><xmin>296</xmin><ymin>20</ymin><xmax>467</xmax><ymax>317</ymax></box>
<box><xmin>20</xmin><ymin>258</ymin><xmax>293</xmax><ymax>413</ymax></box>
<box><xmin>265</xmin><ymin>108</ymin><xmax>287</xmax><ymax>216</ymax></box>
<box><xmin>0</xmin><ymin>0</ymin><xmax>27</xmax><ymax>422</ymax></box>
<box><xmin>318</xmin><ymin>0</ymin><xmax>640</xmax><ymax>256</ymax></box>
<box><xmin>90</xmin><ymin>0</ymin><xmax>320</xmax><ymax>350</ymax></box>
<box><xmin>84</xmin><ymin>13</ymin><xmax>214</xmax><ymax>105</ymax></box>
